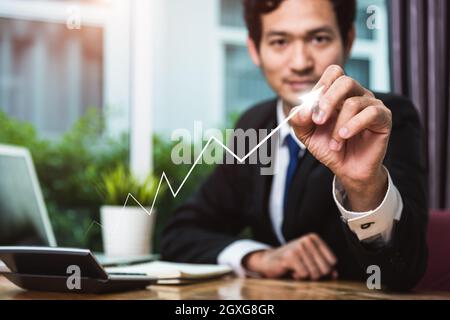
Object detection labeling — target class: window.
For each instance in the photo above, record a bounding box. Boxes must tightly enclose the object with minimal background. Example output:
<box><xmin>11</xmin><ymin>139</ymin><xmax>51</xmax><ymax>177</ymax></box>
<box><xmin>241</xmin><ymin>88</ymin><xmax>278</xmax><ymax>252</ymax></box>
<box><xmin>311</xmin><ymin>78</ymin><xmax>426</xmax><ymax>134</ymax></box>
<box><xmin>0</xmin><ymin>18</ymin><xmax>103</xmax><ymax>138</ymax></box>
<box><xmin>220</xmin><ymin>0</ymin><xmax>245</xmax><ymax>28</ymax></box>
<box><xmin>345</xmin><ymin>58</ymin><xmax>370</xmax><ymax>89</ymax></box>
<box><xmin>0</xmin><ymin>0</ymin><xmax>155</xmax><ymax>249</ymax></box>
<box><xmin>0</xmin><ymin>0</ymin><xmax>135</xmax><ymax>141</ymax></box>
<box><xmin>224</xmin><ymin>44</ymin><xmax>274</xmax><ymax>119</ymax></box>
<box><xmin>346</xmin><ymin>0</ymin><xmax>390</xmax><ymax>91</ymax></box>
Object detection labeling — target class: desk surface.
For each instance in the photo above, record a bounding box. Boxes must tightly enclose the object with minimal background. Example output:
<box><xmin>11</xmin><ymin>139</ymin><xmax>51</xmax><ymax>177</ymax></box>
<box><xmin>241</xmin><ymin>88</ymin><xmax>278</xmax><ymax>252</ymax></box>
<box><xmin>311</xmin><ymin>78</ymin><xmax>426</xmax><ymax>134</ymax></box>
<box><xmin>1</xmin><ymin>276</ymin><xmax>450</xmax><ymax>300</ymax></box>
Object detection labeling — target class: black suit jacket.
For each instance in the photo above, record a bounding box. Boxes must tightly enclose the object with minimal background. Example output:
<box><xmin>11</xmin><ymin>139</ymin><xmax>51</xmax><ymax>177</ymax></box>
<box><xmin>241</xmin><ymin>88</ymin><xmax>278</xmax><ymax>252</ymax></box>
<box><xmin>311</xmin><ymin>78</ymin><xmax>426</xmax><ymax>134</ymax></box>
<box><xmin>161</xmin><ymin>93</ymin><xmax>428</xmax><ymax>291</ymax></box>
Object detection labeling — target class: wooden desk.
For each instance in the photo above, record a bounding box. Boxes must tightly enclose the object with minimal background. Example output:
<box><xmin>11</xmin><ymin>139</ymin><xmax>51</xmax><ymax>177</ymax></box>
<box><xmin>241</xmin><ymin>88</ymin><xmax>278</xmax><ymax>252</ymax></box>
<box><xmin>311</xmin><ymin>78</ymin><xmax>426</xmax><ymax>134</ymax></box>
<box><xmin>1</xmin><ymin>276</ymin><xmax>449</xmax><ymax>300</ymax></box>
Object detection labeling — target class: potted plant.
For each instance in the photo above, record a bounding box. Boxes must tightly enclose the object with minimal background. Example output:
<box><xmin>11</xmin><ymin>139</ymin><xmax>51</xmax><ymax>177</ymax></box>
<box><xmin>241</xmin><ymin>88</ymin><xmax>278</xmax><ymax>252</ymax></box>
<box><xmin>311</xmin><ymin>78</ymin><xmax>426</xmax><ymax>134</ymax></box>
<box><xmin>97</xmin><ymin>165</ymin><xmax>164</xmax><ymax>257</ymax></box>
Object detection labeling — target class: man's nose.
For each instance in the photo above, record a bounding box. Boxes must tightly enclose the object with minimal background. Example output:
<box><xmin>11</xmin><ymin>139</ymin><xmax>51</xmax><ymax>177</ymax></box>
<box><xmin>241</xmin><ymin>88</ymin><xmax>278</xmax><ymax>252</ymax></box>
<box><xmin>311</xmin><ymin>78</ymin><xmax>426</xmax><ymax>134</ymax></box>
<box><xmin>289</xmin><ymin>42</ymin><xmax>314</xmax><ymax>73</ymax></box>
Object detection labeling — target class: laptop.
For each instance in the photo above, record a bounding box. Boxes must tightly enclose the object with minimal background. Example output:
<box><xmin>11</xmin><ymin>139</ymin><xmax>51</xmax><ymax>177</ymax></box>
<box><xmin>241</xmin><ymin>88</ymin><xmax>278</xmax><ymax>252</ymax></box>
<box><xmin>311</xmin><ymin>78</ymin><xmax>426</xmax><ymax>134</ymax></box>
<box><xmin>0</xmin><ymin>144</ymin><xmax>159</xmax><ymax>292</ymax></box>
<box><xmin>0</xmin><ymin>144</ymin><xmax>155</xmax><ymax>263</ymax></box>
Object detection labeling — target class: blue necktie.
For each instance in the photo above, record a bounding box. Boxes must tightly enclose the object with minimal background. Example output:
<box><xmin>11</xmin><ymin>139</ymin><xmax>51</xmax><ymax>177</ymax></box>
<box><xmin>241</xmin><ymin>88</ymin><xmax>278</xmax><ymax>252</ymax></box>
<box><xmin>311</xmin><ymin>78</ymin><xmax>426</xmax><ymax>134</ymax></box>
<box><xmin>283</xmin><ymin>134</ymin><xmax>301</xmax><ymax>214</ymax></box>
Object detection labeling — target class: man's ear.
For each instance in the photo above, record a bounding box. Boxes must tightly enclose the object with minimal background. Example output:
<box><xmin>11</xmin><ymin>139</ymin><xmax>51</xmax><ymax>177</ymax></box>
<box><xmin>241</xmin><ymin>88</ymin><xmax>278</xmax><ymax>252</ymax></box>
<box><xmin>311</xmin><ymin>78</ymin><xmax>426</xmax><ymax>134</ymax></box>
<box><xmin>247</xmin><ymin>37</ymin><xmax>261</xmax><ymax>67</ymax></box>
<box><xmin>344</xmin><ymin>25</ymin><xmax>356</xmax><ymax>61</ymax></box>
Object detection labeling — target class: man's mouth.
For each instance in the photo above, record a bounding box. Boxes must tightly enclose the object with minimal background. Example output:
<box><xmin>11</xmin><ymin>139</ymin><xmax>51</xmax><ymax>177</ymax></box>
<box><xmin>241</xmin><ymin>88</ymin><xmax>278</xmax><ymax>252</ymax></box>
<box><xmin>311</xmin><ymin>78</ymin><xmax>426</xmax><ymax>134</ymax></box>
<box><xmin>284</xmin><ymin>79</ymin><xmax>316</xmax><ymax>92</ymax></box>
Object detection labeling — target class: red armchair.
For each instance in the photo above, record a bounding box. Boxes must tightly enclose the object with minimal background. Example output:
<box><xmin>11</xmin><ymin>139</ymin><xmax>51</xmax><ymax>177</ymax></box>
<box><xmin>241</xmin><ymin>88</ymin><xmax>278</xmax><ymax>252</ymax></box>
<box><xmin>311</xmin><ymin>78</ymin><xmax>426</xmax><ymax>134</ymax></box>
<box><xmin>415</xmin><ymin>210</ymin><xmax>450</xmax><ymax>292</ymax></box>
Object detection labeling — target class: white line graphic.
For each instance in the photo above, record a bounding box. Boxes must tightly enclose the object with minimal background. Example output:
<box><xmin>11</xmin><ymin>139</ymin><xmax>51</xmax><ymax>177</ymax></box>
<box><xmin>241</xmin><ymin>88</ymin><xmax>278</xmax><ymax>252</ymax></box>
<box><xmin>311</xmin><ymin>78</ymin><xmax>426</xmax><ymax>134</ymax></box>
<box><xmin>84</xmin><ymin>87</ymin><xmax>324</xmax><ymax>237</ymax></box>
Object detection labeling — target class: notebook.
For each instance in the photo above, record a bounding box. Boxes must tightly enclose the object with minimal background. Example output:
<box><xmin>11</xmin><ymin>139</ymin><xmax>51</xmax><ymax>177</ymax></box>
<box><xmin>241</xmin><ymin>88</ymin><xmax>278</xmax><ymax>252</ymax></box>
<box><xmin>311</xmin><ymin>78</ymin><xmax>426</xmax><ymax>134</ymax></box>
<box><xmin>105</xmin><ymin>261</ymin><xmax>232</xmax><ymax>282</ymax></box>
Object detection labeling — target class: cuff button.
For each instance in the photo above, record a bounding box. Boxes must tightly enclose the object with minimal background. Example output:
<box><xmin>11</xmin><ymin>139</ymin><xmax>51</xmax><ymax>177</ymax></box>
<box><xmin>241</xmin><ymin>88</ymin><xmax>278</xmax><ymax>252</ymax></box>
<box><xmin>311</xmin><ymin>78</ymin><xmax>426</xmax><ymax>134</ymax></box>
<box><xmin>361</xmin><ymin>222</ymin><xmax>375</xmax><ymax>230</ymax></box>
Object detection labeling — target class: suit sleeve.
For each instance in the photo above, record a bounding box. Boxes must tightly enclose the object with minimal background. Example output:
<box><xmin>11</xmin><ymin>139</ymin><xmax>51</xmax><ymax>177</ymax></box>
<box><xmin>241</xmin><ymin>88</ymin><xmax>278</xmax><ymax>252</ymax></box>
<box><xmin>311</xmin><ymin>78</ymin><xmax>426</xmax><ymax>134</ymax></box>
<box><xmin>340</xmin><ymin>95</ymin><xmax>428</xmax><ymax>291</ymax></box>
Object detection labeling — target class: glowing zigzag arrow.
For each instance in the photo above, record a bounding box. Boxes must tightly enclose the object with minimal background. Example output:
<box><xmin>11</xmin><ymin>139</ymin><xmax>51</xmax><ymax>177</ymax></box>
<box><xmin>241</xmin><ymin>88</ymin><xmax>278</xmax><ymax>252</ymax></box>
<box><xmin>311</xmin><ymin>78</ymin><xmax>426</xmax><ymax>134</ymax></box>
<box><xmin>84</xmin><ymin>86</ymin><xmax>324</xmax><ymax>237</ymax></box>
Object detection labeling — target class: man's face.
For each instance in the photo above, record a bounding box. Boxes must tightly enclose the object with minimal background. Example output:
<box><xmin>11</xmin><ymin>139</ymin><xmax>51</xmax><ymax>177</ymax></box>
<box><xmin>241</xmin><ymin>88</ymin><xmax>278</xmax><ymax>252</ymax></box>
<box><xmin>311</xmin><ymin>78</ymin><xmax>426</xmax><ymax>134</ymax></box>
<box><xmin>249</xmin><ymin>0</ymin><xmax>353</xmax><ymax>109</ymax></box>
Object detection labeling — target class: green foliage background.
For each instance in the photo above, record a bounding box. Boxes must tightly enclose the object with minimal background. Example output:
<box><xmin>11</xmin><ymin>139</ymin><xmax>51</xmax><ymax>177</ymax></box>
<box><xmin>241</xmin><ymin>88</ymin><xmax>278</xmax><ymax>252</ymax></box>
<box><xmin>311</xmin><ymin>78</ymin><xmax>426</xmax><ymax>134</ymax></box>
<box><xmin>0</xmin><ymin>110</ymin><xmax>214</xmax><ymax>252</ymax></box>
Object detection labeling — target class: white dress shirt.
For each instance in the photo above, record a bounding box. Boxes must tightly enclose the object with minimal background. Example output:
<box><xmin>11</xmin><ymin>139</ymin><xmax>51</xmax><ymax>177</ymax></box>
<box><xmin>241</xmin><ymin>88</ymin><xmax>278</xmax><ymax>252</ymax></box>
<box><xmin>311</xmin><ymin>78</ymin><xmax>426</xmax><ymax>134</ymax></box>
<box><xmin>218</xmin><ymin>100</ymin><xmax>404</xmax><ymax>277</ymax></box>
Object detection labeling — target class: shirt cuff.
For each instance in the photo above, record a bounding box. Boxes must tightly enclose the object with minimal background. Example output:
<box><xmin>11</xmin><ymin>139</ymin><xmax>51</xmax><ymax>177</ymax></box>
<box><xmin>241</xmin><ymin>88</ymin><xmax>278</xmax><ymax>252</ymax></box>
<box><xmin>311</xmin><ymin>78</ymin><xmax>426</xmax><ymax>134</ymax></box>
<box><xmin>217</xmin><ymin>240</ymin><xmax>271</xmax><ymax>277</ymax></box>
<box><xmin>332</xmin><ymin>167</ymin><xmax>403</xmax><ymax>242</ymax></box>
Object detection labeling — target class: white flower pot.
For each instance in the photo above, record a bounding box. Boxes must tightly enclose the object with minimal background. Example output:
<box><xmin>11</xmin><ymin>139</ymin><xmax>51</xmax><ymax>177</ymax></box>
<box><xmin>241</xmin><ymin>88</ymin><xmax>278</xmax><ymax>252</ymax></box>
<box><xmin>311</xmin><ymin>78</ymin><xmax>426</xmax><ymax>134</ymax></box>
<box><xmin>100</xmin><ymin>205</ymin><xmax>156</xmax><ymax>257</ymax></box>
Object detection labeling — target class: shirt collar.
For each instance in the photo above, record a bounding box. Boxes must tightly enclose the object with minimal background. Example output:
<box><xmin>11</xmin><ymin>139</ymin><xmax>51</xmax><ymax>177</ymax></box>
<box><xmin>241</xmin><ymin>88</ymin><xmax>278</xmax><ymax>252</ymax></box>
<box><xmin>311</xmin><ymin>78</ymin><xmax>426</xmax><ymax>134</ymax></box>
<box><xmin>276</xmin><ymin>99</ymin><xmax>306</xmax><ymax>150</ymax></box>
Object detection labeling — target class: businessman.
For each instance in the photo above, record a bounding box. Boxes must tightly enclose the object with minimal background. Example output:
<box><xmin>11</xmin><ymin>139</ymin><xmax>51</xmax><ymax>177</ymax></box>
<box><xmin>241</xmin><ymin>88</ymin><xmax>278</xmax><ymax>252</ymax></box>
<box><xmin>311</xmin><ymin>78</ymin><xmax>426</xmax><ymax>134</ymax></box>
<box><xmin>161</xmin><ymin>0</ymin><xmax>428</xmax><ymax>290</ymax></box>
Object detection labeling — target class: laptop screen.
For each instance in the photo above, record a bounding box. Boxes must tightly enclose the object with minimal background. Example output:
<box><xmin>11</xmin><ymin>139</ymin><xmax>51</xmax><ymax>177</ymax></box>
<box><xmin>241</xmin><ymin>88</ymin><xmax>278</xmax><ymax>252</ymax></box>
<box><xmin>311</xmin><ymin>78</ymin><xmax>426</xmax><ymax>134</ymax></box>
<box><xmin>0</xmin><ymin>154</ymin><xmax>51</xmax><ymax>246</ymax></box>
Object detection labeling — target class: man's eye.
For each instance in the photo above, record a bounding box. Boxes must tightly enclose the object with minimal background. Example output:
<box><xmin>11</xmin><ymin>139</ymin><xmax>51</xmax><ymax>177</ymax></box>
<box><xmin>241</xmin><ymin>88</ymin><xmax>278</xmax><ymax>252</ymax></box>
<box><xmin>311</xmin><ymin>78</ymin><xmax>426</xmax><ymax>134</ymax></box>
<box><xmin>270</xmin><ymin>39</ymin><xmax>287</xmax><ymax>47</ymax></box>
<box><xmin>312</xmin><ymin>35</ymin><xmax>331</xmax><ymax>45</ymax></box>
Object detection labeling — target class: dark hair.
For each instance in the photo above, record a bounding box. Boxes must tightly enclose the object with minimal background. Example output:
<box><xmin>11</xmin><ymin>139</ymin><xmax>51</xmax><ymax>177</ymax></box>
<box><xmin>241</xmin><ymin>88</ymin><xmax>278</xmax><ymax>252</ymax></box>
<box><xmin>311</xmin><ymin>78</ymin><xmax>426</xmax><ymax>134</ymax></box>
<box><xmin>243</xmin><ymin>0</ymin><xmax>356</xmax><ymax>48</ymax></box>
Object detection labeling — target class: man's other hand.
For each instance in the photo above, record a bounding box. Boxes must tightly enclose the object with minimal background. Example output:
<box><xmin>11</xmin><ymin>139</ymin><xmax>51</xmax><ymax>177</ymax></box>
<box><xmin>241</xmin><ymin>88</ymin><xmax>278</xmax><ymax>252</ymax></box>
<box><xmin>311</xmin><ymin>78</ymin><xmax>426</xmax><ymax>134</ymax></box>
<box><xmin>242</xmin><ymin>233</ymin><xmax>337</xmax><ymax>281</ymax></box>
